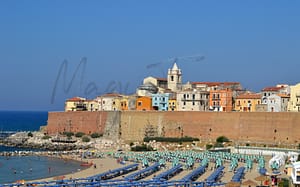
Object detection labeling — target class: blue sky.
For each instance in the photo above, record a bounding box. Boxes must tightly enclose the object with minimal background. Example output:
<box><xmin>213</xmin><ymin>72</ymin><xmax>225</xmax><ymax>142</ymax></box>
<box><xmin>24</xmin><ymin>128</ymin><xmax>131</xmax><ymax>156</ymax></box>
<box><xmin>0</xmin><ymin>1</ymin><xmax>299</xmax><ymax>111</ymax></box>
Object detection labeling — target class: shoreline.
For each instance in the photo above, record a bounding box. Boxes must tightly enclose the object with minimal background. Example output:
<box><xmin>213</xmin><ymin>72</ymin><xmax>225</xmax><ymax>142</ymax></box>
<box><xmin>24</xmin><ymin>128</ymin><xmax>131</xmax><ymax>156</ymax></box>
<box><xmin>1</xmin><ymin>150</ymin><xmax>289</xmax><ymax>187</ymax></box>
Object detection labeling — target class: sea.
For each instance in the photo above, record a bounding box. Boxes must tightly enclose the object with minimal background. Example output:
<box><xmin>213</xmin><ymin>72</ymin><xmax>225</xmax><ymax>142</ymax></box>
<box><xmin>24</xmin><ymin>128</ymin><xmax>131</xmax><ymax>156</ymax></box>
<box><xmin>0</xmin><ymin>111</ymin><xmax>83</xmax><ymax>184</ymax></box>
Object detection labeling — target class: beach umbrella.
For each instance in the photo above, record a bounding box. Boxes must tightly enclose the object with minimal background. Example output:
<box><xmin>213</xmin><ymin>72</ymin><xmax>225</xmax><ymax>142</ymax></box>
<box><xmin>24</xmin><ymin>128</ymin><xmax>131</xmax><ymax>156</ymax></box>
<box><xmin>255</xmin><ymin>175</ymin><xmax>267</xmax><ymax>185</ymax></box>
<box><xmin>242</xmin><ymin>179</ymin><xmax>257</xmax><ymax>186</ymax></box>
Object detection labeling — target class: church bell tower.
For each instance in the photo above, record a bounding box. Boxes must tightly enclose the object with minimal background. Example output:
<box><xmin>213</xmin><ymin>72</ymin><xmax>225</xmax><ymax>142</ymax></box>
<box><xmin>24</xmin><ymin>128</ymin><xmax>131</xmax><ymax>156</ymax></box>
<box><xmin>167</xmin><ymin>63</ymin><xmax>182</xmax><ymax>92</ymax></box>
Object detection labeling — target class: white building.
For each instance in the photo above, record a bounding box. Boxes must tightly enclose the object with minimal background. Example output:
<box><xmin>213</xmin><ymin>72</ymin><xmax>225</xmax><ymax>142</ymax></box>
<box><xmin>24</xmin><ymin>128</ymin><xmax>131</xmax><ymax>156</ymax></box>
<box><xmin>177</xmin><ymin>89</ymin><xmax>209</xmax><ymax>111</ymax></box>
<box><xmin>262</xmin><ymin>94</ymin><xmax>290</xmax><ymax>112</ymax></box>
<box><xmin>95</xmin><ymin>93</ymin><xmax>122</xmax><ymax>111</ymax></box>
<box><xmin>291</xmin><ymin>161</ymin><xmax>300</xmax><ymax>185</ymax></box>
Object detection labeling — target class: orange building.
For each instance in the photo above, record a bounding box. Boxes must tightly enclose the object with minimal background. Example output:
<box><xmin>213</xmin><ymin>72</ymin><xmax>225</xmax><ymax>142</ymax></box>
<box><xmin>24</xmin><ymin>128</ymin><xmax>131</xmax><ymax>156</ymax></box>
<box><xmin>209</xmin><ymin>89</ymin><xmax>233</xmax><ymax>111</ymax></box>
<box><xmin>136</xmin><ymin>96</ymin><xmax>152</xmax><ymax>111</ymax></box>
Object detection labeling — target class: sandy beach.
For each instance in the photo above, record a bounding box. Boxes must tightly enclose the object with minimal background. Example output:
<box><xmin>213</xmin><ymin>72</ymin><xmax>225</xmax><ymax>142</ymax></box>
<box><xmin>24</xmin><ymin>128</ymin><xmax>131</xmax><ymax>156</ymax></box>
<box><xmin>25</xmin><ymin>151</ymin><xmax>288</xmax><ymax>187</ymax></box>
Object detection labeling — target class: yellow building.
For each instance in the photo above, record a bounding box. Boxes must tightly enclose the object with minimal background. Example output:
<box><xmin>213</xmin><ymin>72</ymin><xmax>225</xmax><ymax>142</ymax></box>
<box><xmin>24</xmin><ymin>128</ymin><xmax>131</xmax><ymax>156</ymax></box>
<box><xmin>119</xmin><ymin>97</ymin><xmax>129</xmax><ymax>111</ymax></box>
<box><xmin>65</xmin><ymin>97</ymin><xmax>87</xmax><ymax>111</ymax></box>
<box><xmin>112</xmin><ymin>97</ymin><xmax>122</xmax><ymax>111</ymax></box>
<box><xmin>288</xmin><ymin>83</ymin><xmax>300</xmax><ymax>112</ymax></box>
<box><xmin>168</xmin><ymin>98</ymin><xmax>177</xmax><ymax>111</ymax></box>
<box><xmin>235</xmin><ymin>93</ymin><xmax>261</xmax><ymax>112</ymax></box>
<box><xmin>86</xmin><ymin>99</ymin><xmax>98</xmax><ymax>111</ymax></box>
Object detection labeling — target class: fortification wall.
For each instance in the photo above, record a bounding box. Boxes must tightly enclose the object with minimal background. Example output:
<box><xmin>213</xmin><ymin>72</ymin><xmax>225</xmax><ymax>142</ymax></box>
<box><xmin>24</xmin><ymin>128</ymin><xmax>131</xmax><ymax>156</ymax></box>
<box><xmin>46</xmin><ymin>111</ymin><xmax>107</xmax><ymax>135</ymax></box>
<box><xmin>120</xmin><ymin>111</ymin><xmax>300</xmax><ymax>144</ymax></box>
<box><xmin>46</xmin><ymin>111</ymin><xmax>300</xmax><ymax>145</ymax></box>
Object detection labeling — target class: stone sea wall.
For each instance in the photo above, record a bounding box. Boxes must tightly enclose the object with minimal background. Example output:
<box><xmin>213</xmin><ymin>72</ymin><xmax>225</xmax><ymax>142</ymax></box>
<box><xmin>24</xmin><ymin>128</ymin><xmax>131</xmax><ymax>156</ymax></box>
<box><xmin>45</xmin><ymin>111</ymin><xmax>300</xmax><ymax>144</ymax></box>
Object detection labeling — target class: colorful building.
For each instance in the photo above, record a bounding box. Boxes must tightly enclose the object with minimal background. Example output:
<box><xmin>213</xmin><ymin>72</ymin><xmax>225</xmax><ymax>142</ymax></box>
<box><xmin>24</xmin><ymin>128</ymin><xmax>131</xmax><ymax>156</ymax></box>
<box><xmin>119</xmin><ymin>97</ymin><xmax>129</xmax><ymax>111</ymax></box>
<box><xmin>168</xmin><ymin>95</ymin><xmax>177</xmax><ymax>111</ymax></box>
<box><xmin>209</xmin><ymin>89</ymin><xmax>233</xmax><ymax>111</ymax></box>
<box><xmin>65</xmin><ymin>97</ymin><xmax>88</xmax><ymax>111</ymax></box>
<box><xmin>235</xmin><ymin>93</ymin><xmax>261</xmax><ymax>112</ymax></box>
<box><xmin>288</xmin><ymin>83</ymin><xmax>300</xmax><ymax>112</ymax></box>
<box><xmin>86</xmin><ymin>99</ymin><xmax>98</xmax><ymax>111</ymax></box>
<box><xmin>152</xmin><ymin>93</ymin><xmax>170</xmax><ymax>111</ymax></box>
<box><xmin>136</xmin><ymin>96</ymin><xmax>152</xmax><ymax>111</ymax></box>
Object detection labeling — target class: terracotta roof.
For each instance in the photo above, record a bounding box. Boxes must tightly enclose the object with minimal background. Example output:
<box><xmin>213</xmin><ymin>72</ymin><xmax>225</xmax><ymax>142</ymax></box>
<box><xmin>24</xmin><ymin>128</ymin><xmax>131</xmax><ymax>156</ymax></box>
<box><xmin>101</xmin><ymin>93</ymin><xmax>122</xmax><ymax>97</ymax></box>
<box><xmin>261</xmin><ymin>86</ymin><xmax>282</xmax><ymax>92</ymax></box>
<box><xmin>86</xmin><ymin>99</ymin><xmax>96</xmax><ymax>102</ymax></box>
<box><xmin>277</xmin><ymin>94</ymin><xmax>290</xmax><ymax>98</ymax></box>
<box><xmin>191</xmin><ymin>82</ymin><xmax>240</xmax><ymax>87</ymax></box>
<box><xmin>154</xmin><ymin>77</ymin><xmax>167</xmax><ymax>81</ymax></box>
<box><xmin>236</xmin><ymin>93</ymin><xmax>261</xmax><ymax>99</ymax></box>
<box><xmin>66</xmin><ymin>97</ymin><xmax>86</xmax><ymax>102</ymax></box>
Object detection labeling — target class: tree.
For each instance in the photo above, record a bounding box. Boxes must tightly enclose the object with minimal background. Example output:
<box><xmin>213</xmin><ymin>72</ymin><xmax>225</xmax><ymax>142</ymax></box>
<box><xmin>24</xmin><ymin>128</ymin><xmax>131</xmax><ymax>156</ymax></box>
<box><xmin>91</xmin><ymin>133</ymin><xmax>102</xmax><ymax>138</ymax></box>
<box><xmin>75</xmin><ymin>132</ymin><xmax>85</xmax><ymax>137</ymax></box>
<box><xmin>216</xmin><ymin>136</ymin><xmax>230</xmax><ymax>143</ymax></box>
<box><xmin>27</xmin><ymin>132</ymin><xmax>33</xmax><ymax>137</ymax></box>
<box><xmin>82</xmin><ymin>136</ymin><xmax>90</xmax><ymax>142</ymax></box>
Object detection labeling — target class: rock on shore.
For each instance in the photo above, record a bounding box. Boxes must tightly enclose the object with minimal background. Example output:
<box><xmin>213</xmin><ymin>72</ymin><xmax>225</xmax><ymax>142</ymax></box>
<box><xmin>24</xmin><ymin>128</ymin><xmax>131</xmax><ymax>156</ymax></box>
<box><xmin>1</xmin><ymin>131</ymin><xmax>92</xmax><ymax>151</ymax></box>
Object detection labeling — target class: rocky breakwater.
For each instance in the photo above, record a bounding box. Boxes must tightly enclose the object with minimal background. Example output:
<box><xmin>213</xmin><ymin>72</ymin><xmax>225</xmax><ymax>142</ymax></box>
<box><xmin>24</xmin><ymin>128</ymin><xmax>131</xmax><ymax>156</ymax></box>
<box><xmin>1</xmin><ymin>132</ymin><xmax>92</xmax><ymax>151</ymax></box>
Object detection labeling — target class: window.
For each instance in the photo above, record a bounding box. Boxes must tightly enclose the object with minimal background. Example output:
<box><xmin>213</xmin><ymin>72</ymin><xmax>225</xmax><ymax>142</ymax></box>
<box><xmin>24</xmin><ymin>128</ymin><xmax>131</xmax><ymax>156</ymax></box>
<box><xmin>192</xmin><ymin>94</ymin><xmax>195</xmax><ymax>100</ymax></box>
<box><xmin>183</xmin><ymin>101</ymin><xmax>186</xmax><ymax>105</ymax></box>
<box><xmin>171</xmin><ymin>75</ymin><xmax>174</xmax><ymax>81</ymax></box>
<box><xmin>138</xmin><ymin>101</ymin><xmax>142</xmax><ymax>106</ymax></box>
<box><xmin>193</xmin><ymin>102</ymin><xmax>195</xmax><ymax>106</ymax></box>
